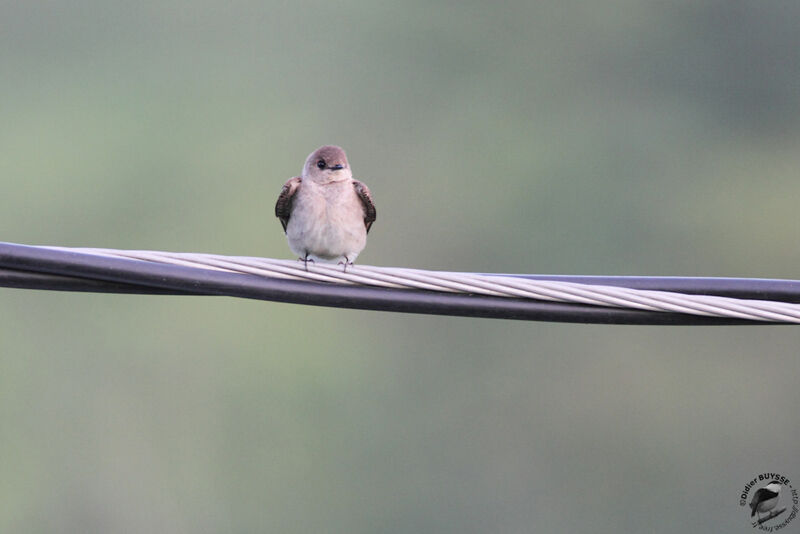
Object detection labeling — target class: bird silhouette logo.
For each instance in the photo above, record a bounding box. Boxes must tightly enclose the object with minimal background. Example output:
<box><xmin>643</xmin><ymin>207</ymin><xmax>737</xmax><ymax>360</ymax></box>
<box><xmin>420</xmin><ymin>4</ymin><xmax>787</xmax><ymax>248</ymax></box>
<box><xmin>739</xmin><ymin>473</ymin><xmax>798</xmax><ymax>530</ymax></box>
<box><xmin>749</xmin><ymin>481</ymin><xmax>782</xmax><ymax>521</ymax></box>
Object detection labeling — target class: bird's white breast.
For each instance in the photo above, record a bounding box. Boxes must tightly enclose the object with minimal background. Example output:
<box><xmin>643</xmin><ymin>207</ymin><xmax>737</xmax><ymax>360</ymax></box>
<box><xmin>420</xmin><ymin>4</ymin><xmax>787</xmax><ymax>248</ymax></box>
<box><xmin>286</xmin><ymin>179</ymin><xmax>367</xmax><ymax>262</ymax></box>
<box><xmin>757</xmin><ymin>495</ymin><xmax>779</xmax><ymax>513</ymax></box>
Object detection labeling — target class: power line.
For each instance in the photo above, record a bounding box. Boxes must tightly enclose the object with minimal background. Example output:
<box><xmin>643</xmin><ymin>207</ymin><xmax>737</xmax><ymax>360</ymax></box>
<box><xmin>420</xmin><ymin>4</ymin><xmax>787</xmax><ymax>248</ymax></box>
<box><xmin>1</xmin><ymin>241</ymin><xmax>799</xmax><ymax>325</ymax></box>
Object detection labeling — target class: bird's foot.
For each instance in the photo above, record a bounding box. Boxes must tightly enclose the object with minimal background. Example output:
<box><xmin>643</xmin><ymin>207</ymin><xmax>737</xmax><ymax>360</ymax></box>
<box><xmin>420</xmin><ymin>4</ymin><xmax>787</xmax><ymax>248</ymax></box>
<box><xmin>338</xmin><ymin>259</ymin><xmax>354</xmax><ymax>272</ymax></box>
<box><xmin>299</xmin><ymin>255</ymin><xmax>315</xmax><ymax>271</ymax></box>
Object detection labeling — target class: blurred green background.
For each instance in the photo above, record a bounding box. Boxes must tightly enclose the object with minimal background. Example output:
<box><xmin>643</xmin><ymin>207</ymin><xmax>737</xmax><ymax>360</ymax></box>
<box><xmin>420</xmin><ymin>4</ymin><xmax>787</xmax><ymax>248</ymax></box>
<box><xmin>2</xmin><ymin>1</ymin><xmax>800</xmax><ymax>532</ymax></box>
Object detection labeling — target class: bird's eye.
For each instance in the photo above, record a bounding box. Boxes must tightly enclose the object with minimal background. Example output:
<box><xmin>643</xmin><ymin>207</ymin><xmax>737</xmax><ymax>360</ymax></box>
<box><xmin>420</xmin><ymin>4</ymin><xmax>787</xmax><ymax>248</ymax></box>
<box><xmin>316</xmin><ymin>160</ymin><xmax>326</xmax><ymax>169</ymax></box>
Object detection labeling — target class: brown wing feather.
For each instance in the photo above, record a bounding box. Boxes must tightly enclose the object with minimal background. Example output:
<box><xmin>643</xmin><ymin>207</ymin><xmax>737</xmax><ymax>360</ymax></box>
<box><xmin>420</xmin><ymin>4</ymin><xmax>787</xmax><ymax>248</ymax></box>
<box><xmin>353</xmin><ymin>180</ymin><xmax>376</xmax><ymax>233</ymax></box>
<box><xmin>275</xmin><ymin>176</ymin><xmax>302</xmax><ymax>233</ymax></box>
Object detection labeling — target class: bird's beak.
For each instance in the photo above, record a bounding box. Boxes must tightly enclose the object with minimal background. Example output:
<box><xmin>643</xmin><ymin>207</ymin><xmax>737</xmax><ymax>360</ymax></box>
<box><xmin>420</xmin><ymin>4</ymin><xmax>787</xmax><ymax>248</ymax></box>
<box><xmin>330</xmin><ymin>164</ymin><xmax>344</xmax><ymax>170</ymax></box>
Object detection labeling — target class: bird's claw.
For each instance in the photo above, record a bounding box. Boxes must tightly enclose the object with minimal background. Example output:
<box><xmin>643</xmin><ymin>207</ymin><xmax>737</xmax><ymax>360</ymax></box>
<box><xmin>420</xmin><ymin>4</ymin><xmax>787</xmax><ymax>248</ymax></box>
<box><xmin>299</xmin><ymin>256</ymin><xmax>315</xmax><ymax>271</ymax></box>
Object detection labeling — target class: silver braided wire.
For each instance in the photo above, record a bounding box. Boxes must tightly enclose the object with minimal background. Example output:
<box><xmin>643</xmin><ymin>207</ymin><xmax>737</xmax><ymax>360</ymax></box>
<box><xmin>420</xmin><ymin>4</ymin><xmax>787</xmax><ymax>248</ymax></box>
<box><xmin>42</xmin><ymin>247</ymin><xmax>800</xmax><ymax>324</ymax></box>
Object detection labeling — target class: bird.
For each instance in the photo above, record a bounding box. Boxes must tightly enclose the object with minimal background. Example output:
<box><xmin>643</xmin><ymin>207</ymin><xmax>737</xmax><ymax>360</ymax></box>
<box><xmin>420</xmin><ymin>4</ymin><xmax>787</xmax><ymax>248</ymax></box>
<box><xmin>750</xmin><ymin>481</ymin><xmax>782</xmax><ymax>520</ymax></box>
<box><xmin>275</xmin><ymin>145</ymin><xmax>376</xmax><ymax>270</ymax></box>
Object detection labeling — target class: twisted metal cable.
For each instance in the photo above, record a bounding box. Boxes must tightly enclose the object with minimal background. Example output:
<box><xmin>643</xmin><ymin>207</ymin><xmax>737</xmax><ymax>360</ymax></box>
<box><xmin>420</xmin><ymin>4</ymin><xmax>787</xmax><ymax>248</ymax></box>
<box><xmin>17</xmin><ymin>245</ymin><xmax>798</xmax><ymax>324</ymax></box>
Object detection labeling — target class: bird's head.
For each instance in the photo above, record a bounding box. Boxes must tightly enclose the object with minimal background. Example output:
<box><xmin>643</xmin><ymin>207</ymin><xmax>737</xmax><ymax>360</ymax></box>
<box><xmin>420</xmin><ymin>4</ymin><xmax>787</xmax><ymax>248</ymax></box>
<box><xmin>303</xmin><ymin>145</ymin><xmax>351</xmax><ymax>184</ymax></box>
<box><xmin>766</xmin><ymin>481</ymin><xmax>782</xmax><ymax>494</ymax></box>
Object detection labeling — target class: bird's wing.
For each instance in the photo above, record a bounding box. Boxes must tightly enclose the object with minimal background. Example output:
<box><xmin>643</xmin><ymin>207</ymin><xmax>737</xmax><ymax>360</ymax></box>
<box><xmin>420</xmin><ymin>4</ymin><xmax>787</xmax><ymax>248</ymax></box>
<box><xmin>275</xmin><ymin>176</ymin><xmax>302</xmax><ymax>233</ymax></box>
<box><xmin>353</xmin><ymin>180</ymin><xmax>376</xmax><ymax>233</ymax></box>
<box><xmin>750</xmin><ymin>488</ymin><xmax>767</xmax><ymax>515</ymax></box>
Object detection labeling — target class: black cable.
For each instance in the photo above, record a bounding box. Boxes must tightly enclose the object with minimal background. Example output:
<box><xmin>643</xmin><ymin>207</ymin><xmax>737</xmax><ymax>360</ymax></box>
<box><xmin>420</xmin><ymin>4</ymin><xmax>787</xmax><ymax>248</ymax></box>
<box><xmin>0</xmin><ymin>242</ymin><xmax>793</xmax><ymax>325</ymax></box>
<box><xmin>0</xmin><ymin>267</ymin><xmax>201</xmax><ymax>295</ymax></box>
